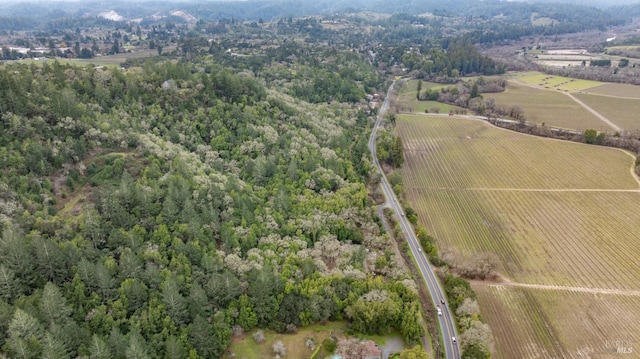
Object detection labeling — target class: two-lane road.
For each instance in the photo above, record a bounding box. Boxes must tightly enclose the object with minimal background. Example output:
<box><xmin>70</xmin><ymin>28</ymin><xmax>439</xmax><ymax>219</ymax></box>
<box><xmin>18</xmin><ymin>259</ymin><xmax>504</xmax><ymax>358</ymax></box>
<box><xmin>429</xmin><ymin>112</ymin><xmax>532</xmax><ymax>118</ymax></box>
<box><xmin>369</xmin><ymin>80</ymin><xmax>460</xmax><ymax>359</ymax></box>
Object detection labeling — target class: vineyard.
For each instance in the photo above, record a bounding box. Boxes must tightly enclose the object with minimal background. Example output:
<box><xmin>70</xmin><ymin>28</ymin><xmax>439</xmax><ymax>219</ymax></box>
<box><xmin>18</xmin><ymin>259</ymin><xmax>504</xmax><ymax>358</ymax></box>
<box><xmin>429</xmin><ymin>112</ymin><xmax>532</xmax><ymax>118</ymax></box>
<box><xmin>573</xmin><ymin>92</ymin><xmax>640</xmax><ymax>131</ymax></box>
<box><xmin>397</xmin><ymin>114</ymin><xmax>640</xmax><ymax>357</ymax></box>
<box><xmin>483</xmin><ymin>82</ymin><xmax>609</xmax><ymax>131</ymax></box>
<box><xmin>399</xmin><ymin>114</ymin><xmax>637</xmax><ymax>190</ymax></box>
<box><xmin>581</xmin><ymin>82</ymin><xmax>640</xmax><ymax>99</ymax></box>
<box><xmin>474</xmin><ymin>285</ymin><xmax>640</xmax><ymax>358</ymax></box>
<box><xmin>472</xmin><ymin>285</ymin><xmax>564</xmax><ymax>358</ymax></box>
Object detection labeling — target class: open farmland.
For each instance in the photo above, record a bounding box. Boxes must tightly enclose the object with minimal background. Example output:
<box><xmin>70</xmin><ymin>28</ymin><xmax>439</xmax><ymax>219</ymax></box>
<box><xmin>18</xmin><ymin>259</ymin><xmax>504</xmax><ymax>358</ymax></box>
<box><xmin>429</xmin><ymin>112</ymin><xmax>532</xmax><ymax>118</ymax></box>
<box><xmin>531</xmin><ymin>60</ymin><xmax>584</xmax><ymax>68</ymax></box>
<box><xmin>410</xmin><ymin>188</ymin><xmax>640</xmax><ymax>288</ymax></box>
<box><xmin>397</xmin><ymin>114</ymin><xmax>640</xmax><ymax>357</ymax></box>
<box><xmin>530</xmin><ymin>15</ymin><xmax>556</xmax><ymax>26</ymax></box>
<box><xmin>581</xmin><ymin>82</ymin><xmax>640</xmax><ymax>99</ymax></box>
<box><xmin>525</xmin><ymin>50</ymin><xmax>604</xmax><ymax>70</ymax></box>
<box><xmin>484</xmin><ymin>82</ymin><xmax>610</xmax><ymax>131</ymax></box>
<box><xmin>399</xmin><ymin>115</ymin><xmax>637</xmax><ymax>190</ymax></box>
<box><xmin>12</xmin><ymin>47</ymin><xmax>174</xmax><ymax>67</ymax></box>
<box><xmin>573</xmin><ymin>92</ymin><xmax>640</xmax><ymax>131</ymax></box>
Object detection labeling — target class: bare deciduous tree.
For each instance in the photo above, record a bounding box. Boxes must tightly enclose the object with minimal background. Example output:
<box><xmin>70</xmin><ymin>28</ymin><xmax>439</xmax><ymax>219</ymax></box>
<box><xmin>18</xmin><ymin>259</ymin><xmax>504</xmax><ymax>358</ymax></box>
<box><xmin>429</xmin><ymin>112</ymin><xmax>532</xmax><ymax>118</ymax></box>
<box><xmin>460</xmin><ymin>320</ymin><xmax>494</xmax><ymax>354</ymax></box>
<box><xmin>232</xmin><ymin>325</ymin><xmax>244</xmax><ymax>336</ymax></box>
<box><xmin>305</xmin><ymin>337</ymin><xmax>317</xmax><ymax>351</ymax></box>
<box><xmin>456</xmin><ymin>298</ymin><xmax>481</xmax><ymax>318</ymax></box>
<box><xmin>442</xmin><ymin>250</ymin><xmax>501</xmax><ymax>280</ymax></box>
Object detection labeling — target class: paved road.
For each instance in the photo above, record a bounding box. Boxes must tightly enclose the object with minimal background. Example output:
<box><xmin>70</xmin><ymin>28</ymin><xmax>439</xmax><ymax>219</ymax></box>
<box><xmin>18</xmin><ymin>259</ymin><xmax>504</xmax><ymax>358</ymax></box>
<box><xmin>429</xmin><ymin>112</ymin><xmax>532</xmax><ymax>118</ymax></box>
<box><xmin>369</xmin><ymin>80</ymin><xmax>460</xmax><ymax>359</ymax></box>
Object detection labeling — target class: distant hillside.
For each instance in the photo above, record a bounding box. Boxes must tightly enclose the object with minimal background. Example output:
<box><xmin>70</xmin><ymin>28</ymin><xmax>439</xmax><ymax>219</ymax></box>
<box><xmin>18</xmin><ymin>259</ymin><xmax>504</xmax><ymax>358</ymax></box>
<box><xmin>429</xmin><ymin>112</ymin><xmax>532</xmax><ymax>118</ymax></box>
<box><xmin>0</xmin><ymin>0</ymin><xmax>629</xmax><ymax>31</ymax></box>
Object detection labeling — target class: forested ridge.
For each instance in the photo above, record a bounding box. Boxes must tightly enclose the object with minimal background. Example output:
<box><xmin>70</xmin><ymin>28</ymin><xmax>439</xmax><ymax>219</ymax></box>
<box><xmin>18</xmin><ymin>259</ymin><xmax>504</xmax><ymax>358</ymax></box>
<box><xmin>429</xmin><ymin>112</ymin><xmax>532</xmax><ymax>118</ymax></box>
<box><xmin>0</xmin><ymin>0</ymin><xmax>627</xmax><ymax>32</ymax></box>
<box><xmin>0</xmin><ymin>53</ymin><xmax>424</xmax><ymax>358</ymax></box>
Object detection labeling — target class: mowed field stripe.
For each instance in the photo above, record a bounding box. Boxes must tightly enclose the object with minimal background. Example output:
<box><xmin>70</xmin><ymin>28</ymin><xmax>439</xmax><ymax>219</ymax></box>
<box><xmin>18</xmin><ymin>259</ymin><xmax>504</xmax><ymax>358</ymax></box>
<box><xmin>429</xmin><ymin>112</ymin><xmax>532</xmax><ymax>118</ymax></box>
<box><xmin>480</xmin><ymin>281</ymin><xmax>640</xmax><ymax>297</ymax></box>
<box><xmin>406</xmin><ymin>187</ymin><xmax>640</xmax><ymax>192</ymax></box>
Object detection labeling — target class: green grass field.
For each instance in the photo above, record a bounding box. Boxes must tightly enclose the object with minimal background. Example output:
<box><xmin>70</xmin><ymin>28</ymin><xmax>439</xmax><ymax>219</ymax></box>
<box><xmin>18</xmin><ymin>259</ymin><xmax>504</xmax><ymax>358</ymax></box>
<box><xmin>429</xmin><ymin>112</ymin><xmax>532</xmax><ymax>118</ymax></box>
<box><xmin>516</xmin><ymin>72</ymin><xmax>601</xmax><ymax>91</ymax></box>
<box><xmin>531</xmin><ymin>16</ymin><xmax>556</xmax><ymax>26</ymax></box>
<box><xmin>402</xmin><ymin>79</ymin><xmax>454</xmax><ymax>93</ymax></box>
<box><xmin>484</xmin><ymin>82</ymin><xmax>610</xmax><ymax>131</ymax></box>
<box><xmin>224</xmin><ymin>322</ymin><xmax>345</xmax><ymax>359</ymax></box>
<box><xmin>573</xmin><ymin>92</ymin><xmax>640</xmax><ymax>131</ymax></box>
<box><xmin>224</xmin><ymin>322</ymin><xmax>406</xmax><ymax>359</ymax></box>
<box><xmin>12</xmin><ymin>47</ymin><xmax>174</xmax><ymax>68</ymax></box>
<box><xmin>396</xmin><ymin>80</ymin><xmax>466</xmax><ymax>114</ymax></box>
<box><xmin>607</xmin><ymin>45</ymin><xmax>640</xmax><ymax>51</ymax></box>
<box><xmin>507</xmin><ymin>71</ymin><xmax>541</xmax><ymax>78</ymax></box>
<box><xmin>397</xmin><ymin>114</ymin><xmax>640</xmax><ymax>357</ymax></box>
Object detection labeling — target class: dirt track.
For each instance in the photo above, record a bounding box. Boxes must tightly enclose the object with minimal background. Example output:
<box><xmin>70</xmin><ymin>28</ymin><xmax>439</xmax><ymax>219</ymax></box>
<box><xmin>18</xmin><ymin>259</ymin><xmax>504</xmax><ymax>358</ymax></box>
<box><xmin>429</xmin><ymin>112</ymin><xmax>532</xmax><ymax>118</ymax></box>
<box><xmin>407</xmin><ymin>187</ymin><xmax>640</xmax><ymax>192</ymax></box>
<box><xmin>510</xmin><ymin>78</ymin><xmax>622</xmax><ymax>132</ymax></box>
<box><xmin>473</xmin><ymin>276</ymin><xmax>640</xmax><ymax>296</ymax></box>
<box><xmin>565</xmin><ymin>91</ymin><xmax>622</xmax><ymax>132</ymax></box>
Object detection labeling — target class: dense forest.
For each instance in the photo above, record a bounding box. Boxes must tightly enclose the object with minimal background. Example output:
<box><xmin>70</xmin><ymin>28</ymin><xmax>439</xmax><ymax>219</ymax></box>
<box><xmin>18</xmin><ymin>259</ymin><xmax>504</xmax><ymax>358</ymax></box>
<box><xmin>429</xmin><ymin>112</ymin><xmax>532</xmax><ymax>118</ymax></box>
<box><xmin>0</xmin><ymin>47</ymin><xmax>431</xmax><ymax>358</ymax></box>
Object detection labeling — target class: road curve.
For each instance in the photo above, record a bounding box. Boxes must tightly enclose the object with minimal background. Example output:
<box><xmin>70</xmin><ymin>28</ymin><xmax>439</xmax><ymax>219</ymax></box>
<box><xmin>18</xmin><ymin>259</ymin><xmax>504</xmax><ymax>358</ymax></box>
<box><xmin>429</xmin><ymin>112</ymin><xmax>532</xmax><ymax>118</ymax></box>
<box><xmin>369</xmin><ymin>80</ymin><xmax>460</xmax><ymax>359</ymax></box>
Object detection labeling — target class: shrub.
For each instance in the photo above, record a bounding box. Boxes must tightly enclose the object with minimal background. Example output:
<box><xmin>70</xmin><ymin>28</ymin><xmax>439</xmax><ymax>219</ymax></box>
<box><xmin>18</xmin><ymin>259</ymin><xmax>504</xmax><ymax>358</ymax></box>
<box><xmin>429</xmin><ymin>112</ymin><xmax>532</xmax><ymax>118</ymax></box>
<box><xmin>583</xmin><ymin>129</ymin><xmax>597</xmax><ymax>144</ymax></box>
<box><xmin>285</xmin><ymin>323</ymin><xmax>297</xmax><ymax>334</ymax></box>
<box><xmin>253</xmin><ymin>330</ymin><xmax>265</xmax><ymax>344</ymax></box>
<box><xmin>272</xmin><ymin>340</ymin><xmax>287</xmax><ymax>356</ymax></box>
<box><xmin>305</xmin><ymin>337</ymin><xmax>317</xmax><ymax>351</ymax></box>
<box><xmin>324</xmin><ymin>338</ymin><xmax>337</xmax><ymax>353</ymax></box>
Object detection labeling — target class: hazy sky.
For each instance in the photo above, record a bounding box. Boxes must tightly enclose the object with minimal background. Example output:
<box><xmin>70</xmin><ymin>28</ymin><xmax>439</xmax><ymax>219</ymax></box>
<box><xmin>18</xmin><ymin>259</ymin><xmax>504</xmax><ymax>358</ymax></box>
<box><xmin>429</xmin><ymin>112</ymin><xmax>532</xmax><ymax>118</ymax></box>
<box><xmin>0</xmin><ymin>0</ymin><xmax>640</xmax><ymax>6</ymax></box>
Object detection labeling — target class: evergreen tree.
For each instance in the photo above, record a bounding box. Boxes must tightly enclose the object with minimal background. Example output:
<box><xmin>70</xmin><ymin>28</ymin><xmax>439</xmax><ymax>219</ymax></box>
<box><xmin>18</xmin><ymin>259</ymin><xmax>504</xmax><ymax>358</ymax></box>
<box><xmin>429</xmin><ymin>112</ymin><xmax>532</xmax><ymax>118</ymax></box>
<box><xmin>161</xmin><ymin>277</ymin><xmax>188</xmax><ymax>325</ymax></box>
<box><xmin>39</xmin><ymin>282</ymin><xmax>72</xmax><ymax>327</ymax></box>
<box><xmin>89</xmin><ymin>334</ymin><xmax>111</xmax><ymax>359</ymax></box>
